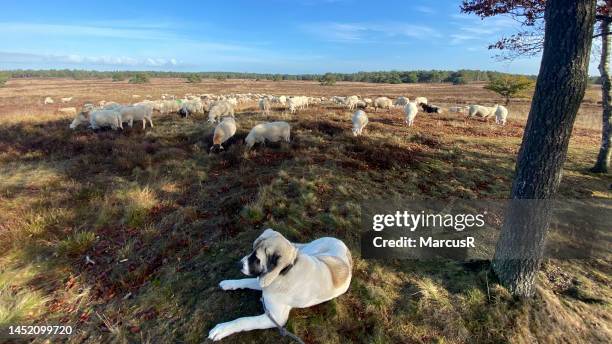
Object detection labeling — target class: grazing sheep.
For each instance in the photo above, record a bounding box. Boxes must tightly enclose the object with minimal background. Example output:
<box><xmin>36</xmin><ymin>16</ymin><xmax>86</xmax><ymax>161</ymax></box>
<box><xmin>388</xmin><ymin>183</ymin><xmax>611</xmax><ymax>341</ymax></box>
<box><xmin>468</xmin><ymin>104</ymin><xmax>497</xmax><ymax>121</ymax></box>
<box><xmin>420</xmin><ymin>103</ymin><xmax>442</xmax><ymax>114</ymax></box>
<box><xmin>414</xmin><ymin>97</ymin><xmax>428</xmax><ymax>105</ymax></box>
<box><xmin>495</xmin><ymin>105</ymin><xmax>509</xmax><ymax>125</ymax></box>
<box><xmin>119</xmin><ymin>105</ymin><xmax>154</xmax><ymax>129</ymax></box>
<box><xmin>373</xmin><ymin>97</ymin><xmax>393</xmax><ymax>111</ymax></box>
<box><xmin>157</xmin><ymin>100</ymin><xmax>180</xmax><ymax>114</ymax></box>
<box><xmin>44</xmin><ymin>97</ymin><xmax>54</xmax><ymax>105</ymax></box>
<box><xmin>345</xmin><ymin>95</ymin><xmax>360</xmax><ymax>110</ymax></box>
<box><xmin>61</xmin><ymin>97</ymin><xmax>73</xmax><ymax>103</ymax></box>
<box><xmin>351</xmin><ymin>110</ymin><xmax>368</xmax><ymax>136</ymax></box>
<box><xmin>355</xmin><ymin>100</ymin><xmax>368</xmax><ymax>109</ymax></box>
<box><xmin>259</xmin><ymin>97</ymin><xmax>271</xmax><ymax>116</ymax></box>
<box><xmin>70</xmin><ymin>110</ymin><xmax>123</xmax><ymax>130</ymax></box>
<box><xmin>208</xmin><ymin>101</ymin><xmax>235</xmax><ymax>123</ymax></box>
<box><xmin>245</xmin><ymin>121</ymin><xmax>290</xmax><ymax>149</ymax></box>
<box><xmin>404</xmin><ymin>102</ymin><xmax>418</xmax><ymax>127</ymax></box>
<box><xmin>57</xmin><ymin>107</ymin><xmax>77</xmax><ymax>117</ymax></box>
<box><xmin>179</xmin><ymin>100</ymin><xmax>204</xmax><ymax>117</ymax></box>
<box><xmin>287</xmin><ymin>96</ymin><xmax>308</xmax><ymax>113</ymax></box>
<box><xmin>211</xmin><ymin>117</ymin><xmax>237</xmax><ymax>152</ymax></box>
<box><xmin>393</xmin><ymin>96</ymin><xmax>409</xmax><ymax>107</ymax></box>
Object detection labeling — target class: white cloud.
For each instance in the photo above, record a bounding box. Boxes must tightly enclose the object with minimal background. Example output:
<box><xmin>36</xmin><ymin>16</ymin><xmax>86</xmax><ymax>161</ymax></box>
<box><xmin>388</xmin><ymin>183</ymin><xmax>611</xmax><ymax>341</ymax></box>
<box><xmin>0</xmin><ymin>51</ymin><xmax>181</xmax><ymax>68</ymax></box>
<box><xmin>300</xmin><ymin>21</ymin><xmax>440</xmax><ymax>43</ymax></box>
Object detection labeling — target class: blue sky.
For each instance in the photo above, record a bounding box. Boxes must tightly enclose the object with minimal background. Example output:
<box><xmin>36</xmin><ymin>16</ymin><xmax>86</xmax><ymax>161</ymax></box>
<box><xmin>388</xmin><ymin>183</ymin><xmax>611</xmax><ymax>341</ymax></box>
<box><xmin>0</xmin><ymin>0</ymin><xmax>555</xmax><ymax>74</ymax></box>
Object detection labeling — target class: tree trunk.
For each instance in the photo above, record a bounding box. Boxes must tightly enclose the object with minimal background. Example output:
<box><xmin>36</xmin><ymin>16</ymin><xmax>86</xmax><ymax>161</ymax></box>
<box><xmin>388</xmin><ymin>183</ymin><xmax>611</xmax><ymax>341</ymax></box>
<box><xmin>592</xmin><ymin>17</ymin><xmax>612</xmax><ymax>173</ymax></box>
<box><xmin>492</xmin><ymin>0</ymin><xmax>596</xmax><ymax>298</ymax></box>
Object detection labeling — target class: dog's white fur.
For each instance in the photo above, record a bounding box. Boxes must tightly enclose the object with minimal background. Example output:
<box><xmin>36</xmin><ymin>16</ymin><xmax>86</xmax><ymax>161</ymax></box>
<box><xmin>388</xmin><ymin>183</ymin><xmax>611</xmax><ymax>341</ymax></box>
<box><xmin>208</xmin><ymin>228</ymin><xmax>352</xmax><ymax>341</ymax></box>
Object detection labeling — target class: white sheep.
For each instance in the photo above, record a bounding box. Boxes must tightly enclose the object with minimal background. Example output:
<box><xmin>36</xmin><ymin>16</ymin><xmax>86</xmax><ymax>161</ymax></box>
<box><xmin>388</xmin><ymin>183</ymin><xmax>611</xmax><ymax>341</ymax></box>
<box><xmin>373</xmin><ymin>97</ymin><xmax>393</xmax><ymax>111</ymax></box>
<box><xmin>393</xmin><ymin>96</ymin><xmax>409</xmax><ymax>107</ymax></box>
<box><xmin>245</xmin><ymin>121</ymin><xmax>290</xmax><ymax>149</ymax></box>
<box><xmin>259</xmin><ymin>97</ymin><xmax>271</xmax><ymax>116</ymax></box>
<box><xmin>351</xmin><ymin>110</ymin><xmax>368</xmax><ymax>136</ymax></box>
<box><xmin>495</xmin><ymin>105</ymin><xmax>509</xmax><ymax>125</ymax></box>
<box><xmin>208</xmin><ymin>101</ymin><xmax>235</xmax><ymax>123</ymax></box>
<box><xmin>211</xmin><ymin>117</ymin><xmax>237</xmax><ymax>152</ymax></box>
<box><xmin>159</xmin><ymin>100</ymin><xmax>180</xmax><ymax>114</ymax></box>
<box><xmin>179</xmin><ymin>100</ymin><xmax>204</xmax><ymax>117</ymax></box>
<box><xmin>345</xmin><ymin>95</ymin><xmax>360</xmax><ymax>110</ymax></box>
<box><xmin>468</xmin><ymin>104</ymin><xmax>497</xmax><ymax>121</ymax></box>
<box><xmin>103</xmin><ymin>102</ymin><xmax>122</xmax><ymax>111</ymax></box>
<box><xmin>69</xmin><ymin>109</ymin><xmax>123</xmax><ymax>130</ymax></box>
<box><xmin>44</xmin><ymin>97</ymin><xmax>54</xmax><ymax>105</ymax></box>
<box><xmin>404</xmin><ymin>102</ymin><xmax>418</xmax><ymax>127</ymax></box>
<box><xmin>61</xmin><ymin>97</ymin><xmax>73</xmax><ymax>103</ymax></box>
<box><xmin>120</xmin><ymin>105</ymin><xmax>154</xmax><ymax>129</ymax></box>
<box><xmin>414</xmin><ymin>97</ymin><xmax>428</xmax><ymax>105</ymax></box>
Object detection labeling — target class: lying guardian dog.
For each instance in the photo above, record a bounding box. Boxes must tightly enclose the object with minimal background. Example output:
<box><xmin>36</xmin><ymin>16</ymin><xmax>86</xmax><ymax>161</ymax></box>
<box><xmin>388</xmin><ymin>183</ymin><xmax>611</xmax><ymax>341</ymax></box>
<box><xmin>208</xmin><ymin>228</ymin><xmax>353</xmax><ymax>341</ymax></box>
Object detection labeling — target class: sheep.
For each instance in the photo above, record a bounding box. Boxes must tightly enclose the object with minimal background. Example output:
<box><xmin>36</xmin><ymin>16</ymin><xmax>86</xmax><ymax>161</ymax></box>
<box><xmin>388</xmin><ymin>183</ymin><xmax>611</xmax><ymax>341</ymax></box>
<box><xmin>211</xmin><ymin>117</ymin><xmax>237</xmax><ymax>152</ymax></box>
<box><xmin>57</xmin><ymin>107</ymin><xmax>77</xmax><ymax>117</ymax></box>
<box><xmin>69</xmin><ymin>109</ymin><xmax>123</xmax><ymax>130</ymax></box>
<box><xmin>287</xmin><ymin>96</ymin><xmax>307</xmax><ymax>113</ymax></box>
<box><xmin>102</xmin><ymin>102</ymin><xmax>122</xmax><ymax>111</ymax></box>
<box><xmin>245</xmin><ymin>121</ymin><xmax>290</xmax><ymax>149</ymax></box>
<box><xmin>393</xmin><ymin>96</ymin><xmax>409</xmax><ymax>107</ymax></box>
<box><xmin>468</xmin><ymin>104</ymin><xmax>497</xmax><ymax>121</ymax></box>
<box><xmin>420</xmin><ymin>103</ymin><xmax>442</xmax><ymax>114</ymax></box>
<box><xmin>119</xmin><ymin>105</ymin><xmax>154</xmax><ymax>129</ymax></box>
<box><xmin>495</xmin><ymin>105</ymin><xmax>509</xmax><ymax>125</ymax></box>
<box><xmin>179</xmin><ymin>100</ymin><xmax>204</xmax><ymax>117</ymax></box>
<box><xmin>414</xmin><ymin>97</ymin><xmax>428</xmax><ymax>105</ymax></box>
<box><xmin>355</xmin><ymin>100</ymin><xmax>368</xmax><ymax>109</ymax></box>
<box><xmin>61</xmin><ymin>97</ymin><xmax>73</xmax><ymax>103</ymax></box>
<box><xmin>160</xmin><ymin>100</ymin><xmax>181</xmax><ymax>114</ymax></box>
<box><xmin>345</xmin><ymin>95</ymin><xmax>360</xmax><ymax>110</ymax></box>
<box><xmin>351</xmin><ymin>110</ymin><xmax>368</xmax><ymax>136</ymax></box>
<box><xmin>208</xmin><ymin>100</ymin><xmax>235</xmax><ymax>123</ymax></box>
<box><xmin>404</xmin><ymin>102</ymin><xmax>418</xmax><ymax>127</ymax></box>
<box><xmin>373</xmin><ymin>97</ymin><xmax>393</xmax><ymax>111</ymax></box>
<box><xmin>44</xmin><ymin>97</ymin><xmax>54</xmax><ymax>105</ymax></box>
<box><xmin>226</xmin><ymin>97</ymin><xmax>238</xmax><ymax>107</ymax></box>
<box><xmin>259</xmin><ymin>97</ymin><xmax>271</xmax><ymax>116</ymax></box>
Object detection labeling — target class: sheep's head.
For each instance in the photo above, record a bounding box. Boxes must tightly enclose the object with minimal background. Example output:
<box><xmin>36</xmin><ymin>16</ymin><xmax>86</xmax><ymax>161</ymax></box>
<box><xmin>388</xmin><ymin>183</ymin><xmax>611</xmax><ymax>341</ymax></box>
<box><xmin>244</xmin><ymin>133</ymin><xmax>255</xmax><ymax>149</ymax></box>
<box><xmin>69</xmin><ymin>112</ymin><xmax>88</xmax><ymax>129</ymax></box>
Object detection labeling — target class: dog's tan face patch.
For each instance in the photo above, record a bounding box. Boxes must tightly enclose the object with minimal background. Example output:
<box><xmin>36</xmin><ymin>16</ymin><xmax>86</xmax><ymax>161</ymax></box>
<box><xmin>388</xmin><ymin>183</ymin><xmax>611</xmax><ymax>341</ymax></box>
<box><xmin>318</xmin><ymin>256</ymin><xmax>351</xmax><ymax>288</ymax></box>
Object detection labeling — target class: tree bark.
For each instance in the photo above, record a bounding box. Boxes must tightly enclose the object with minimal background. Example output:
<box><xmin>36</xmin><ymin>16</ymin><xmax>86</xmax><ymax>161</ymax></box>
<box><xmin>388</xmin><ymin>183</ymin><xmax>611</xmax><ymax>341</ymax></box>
<box><xmin>592</xmin><ymin>14</ymin><xmax>612</xmax><ymax>173</ymax></box>
<box><xmin>492</xmin><ymin>0</ymin><xmax>596</xmax><ymax>298</ymax></box>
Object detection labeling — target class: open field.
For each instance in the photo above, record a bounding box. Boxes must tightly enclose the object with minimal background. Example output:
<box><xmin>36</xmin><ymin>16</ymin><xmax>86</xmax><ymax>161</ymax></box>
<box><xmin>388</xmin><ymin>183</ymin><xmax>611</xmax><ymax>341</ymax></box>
<box><xmin>0</xmin><ymin>79</ymin><xmax>610</xmax><ymax>343</ymax></box>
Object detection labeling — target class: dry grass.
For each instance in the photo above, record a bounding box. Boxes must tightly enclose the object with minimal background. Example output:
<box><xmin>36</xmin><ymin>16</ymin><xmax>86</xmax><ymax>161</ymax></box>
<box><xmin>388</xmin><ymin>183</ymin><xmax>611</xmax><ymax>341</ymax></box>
<box><xmin>0</xmin><ymin>79</ymin><xmax>610</xmax><ymax>343</ymax></box>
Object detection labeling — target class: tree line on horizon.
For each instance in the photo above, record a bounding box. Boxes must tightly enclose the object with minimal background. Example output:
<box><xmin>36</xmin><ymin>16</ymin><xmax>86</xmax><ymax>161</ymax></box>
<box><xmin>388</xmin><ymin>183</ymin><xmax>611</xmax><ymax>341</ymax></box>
<box><xmin>0</xmin><ymin>68</ymin><xmax>567</xmax><ymax>85</ymax></box>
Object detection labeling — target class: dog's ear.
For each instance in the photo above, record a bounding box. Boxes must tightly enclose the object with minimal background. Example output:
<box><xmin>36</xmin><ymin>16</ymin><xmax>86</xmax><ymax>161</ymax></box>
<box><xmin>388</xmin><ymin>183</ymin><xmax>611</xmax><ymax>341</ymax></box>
<box><xmin>258</xmin><ymin>236</ymin><xmax>297</xmax><ymax>288</ymax></box>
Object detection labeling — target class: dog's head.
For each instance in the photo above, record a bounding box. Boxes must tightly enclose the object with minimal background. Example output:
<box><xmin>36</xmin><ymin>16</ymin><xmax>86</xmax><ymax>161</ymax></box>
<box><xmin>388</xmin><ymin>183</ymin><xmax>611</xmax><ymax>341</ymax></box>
<box><xmin>240</xmin><ymin>228</ymin><xmax>298</xmax><ymax>288</ymax></box>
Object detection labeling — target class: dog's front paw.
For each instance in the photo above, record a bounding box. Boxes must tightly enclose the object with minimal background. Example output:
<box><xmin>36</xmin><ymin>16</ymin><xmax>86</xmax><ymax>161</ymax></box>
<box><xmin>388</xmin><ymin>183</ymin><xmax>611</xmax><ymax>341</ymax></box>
<box><xmin>219</xmin><ymin>280</ymin><xmax>240</xmax><ymax>291</ymax></box>
<box><xmin>208</xmin><ymin>322</ymin><xmax>234</xmax><ymax>341</ymax></box>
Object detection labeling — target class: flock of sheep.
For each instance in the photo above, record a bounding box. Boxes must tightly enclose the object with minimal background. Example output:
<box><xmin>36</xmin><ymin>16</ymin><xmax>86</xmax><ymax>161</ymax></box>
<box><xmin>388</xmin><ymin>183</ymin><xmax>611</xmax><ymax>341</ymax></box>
<box><xmin>57</xmin><ymin>91</ymin><xmax>509</xmax><ymax>151</ymax></box>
